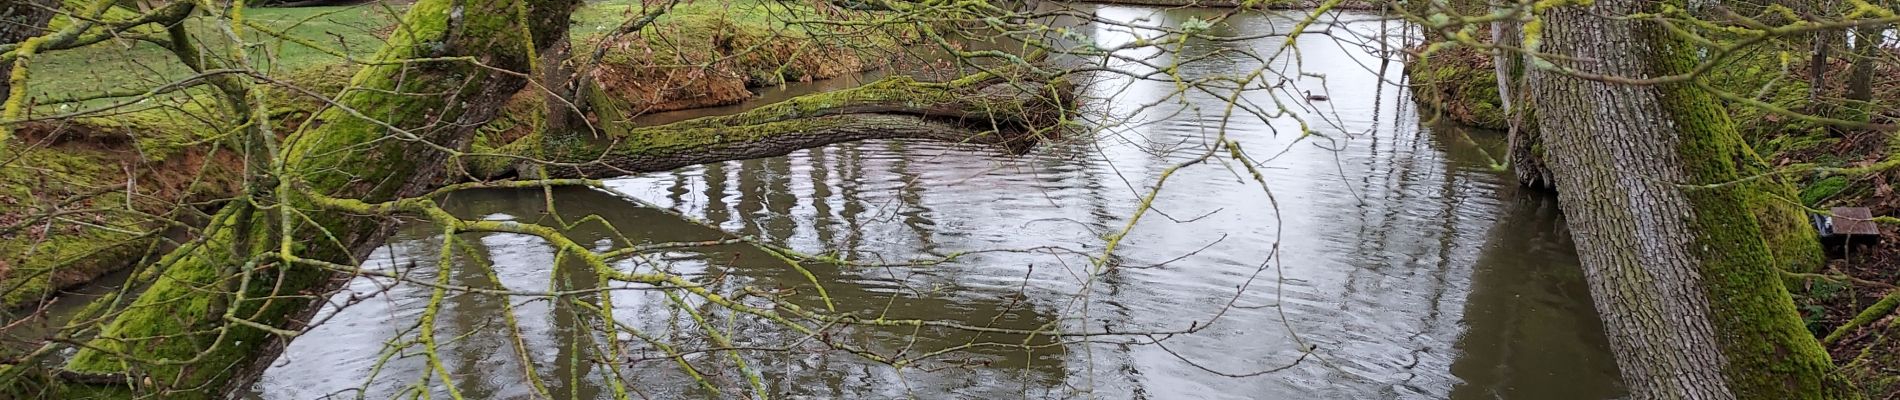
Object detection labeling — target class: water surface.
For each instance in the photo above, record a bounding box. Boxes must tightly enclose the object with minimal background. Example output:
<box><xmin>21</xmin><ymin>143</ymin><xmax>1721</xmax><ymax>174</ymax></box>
<box><xmin>248</xmin><ymin>6</ymin><xmax>1622</xmax><ymax>399</ymax></box>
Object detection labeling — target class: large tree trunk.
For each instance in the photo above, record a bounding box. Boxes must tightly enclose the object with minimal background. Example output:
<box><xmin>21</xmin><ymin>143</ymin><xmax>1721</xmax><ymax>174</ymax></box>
<box><xmin>59</xmin><ymin>0</ymin><xmax>583</xmax><ymax>396</ymax></box>
<box><xmin>1528</xmin><ymin>0</ymin><xmax>1843</xmax><ymax>397</ymax></box>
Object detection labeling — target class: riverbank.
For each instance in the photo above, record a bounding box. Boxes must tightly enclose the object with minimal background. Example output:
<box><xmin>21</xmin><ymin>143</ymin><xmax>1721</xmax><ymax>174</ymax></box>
<box><xmin>1405</xmin><ymin>36</ymin><xmax>1900</xmax><ymax>395</ymax></box>
<box><xmin>0</xmin><ymin>115</ymin><xmax>241</xmax><ymax>307</ymax></box>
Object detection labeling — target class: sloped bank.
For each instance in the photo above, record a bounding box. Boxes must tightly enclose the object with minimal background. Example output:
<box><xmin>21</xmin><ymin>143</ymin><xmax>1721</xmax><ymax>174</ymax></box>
<box><xmin>0</xmin><ymin>113</ymin><xmax>242</xmax><ymax>308</ymax></box>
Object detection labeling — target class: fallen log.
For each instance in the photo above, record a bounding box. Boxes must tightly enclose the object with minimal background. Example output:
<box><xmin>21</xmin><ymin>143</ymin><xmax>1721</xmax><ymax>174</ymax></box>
<box><xmin>521</xmin><ymin>75</ymin><xmax>1071</xmax><ymax>178</ymax></box>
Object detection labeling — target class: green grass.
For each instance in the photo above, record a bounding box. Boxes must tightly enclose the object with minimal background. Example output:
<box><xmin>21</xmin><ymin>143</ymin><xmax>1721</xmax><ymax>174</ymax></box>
<box><xmin>25</xmin><ymin>0</ymin><xmax>840</xmax><ymax>111</ymax></box>
<box><xmin>27</xmin><ymin>3</ymin><xmax>400</xmax><ymax>108</ymax></box>
<box><xmin>573</xmin><ymin>0</ymin><xmax>811</xmax><ymax>38</ymax></box>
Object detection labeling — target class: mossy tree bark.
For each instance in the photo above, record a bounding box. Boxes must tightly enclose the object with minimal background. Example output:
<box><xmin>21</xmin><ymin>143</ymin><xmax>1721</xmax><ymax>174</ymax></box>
<box><xmin>58</xmin><ymin>0</ymin><xmax>583</xmax><ymax>396</ymax></box>
<box><xmin>1528</xmin><ymin>0</ymin><xmax>1844</xmax><ymax>397</ymax></box>
<box><xmin>522</xmin><ymin>75</ymin><xmax>1063</xmax><ymax>178</ymax></box>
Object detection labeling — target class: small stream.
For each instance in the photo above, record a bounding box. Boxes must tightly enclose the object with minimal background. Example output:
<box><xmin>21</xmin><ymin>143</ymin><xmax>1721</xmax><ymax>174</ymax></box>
<box><xmin>31</xmin><ymin>5</ymin><xmax>1631</xmax><ymax>399</ymax></box>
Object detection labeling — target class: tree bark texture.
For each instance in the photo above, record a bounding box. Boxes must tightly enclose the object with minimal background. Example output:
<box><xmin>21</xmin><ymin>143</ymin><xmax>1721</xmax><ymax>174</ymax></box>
<box><xmin>1800</xmin><ymin>0</ymin><xmax>1839</xmax><ymax>112</ymax></box>
<box><xmin>1528</xmin><ymin>0</ymin><xmax>1843</xmax><ymax>397</ymax></box>
<box><xmin>1493</xmin><ymin>14</ymin><xmax>1554</xmax><ymax>190</ymax></box>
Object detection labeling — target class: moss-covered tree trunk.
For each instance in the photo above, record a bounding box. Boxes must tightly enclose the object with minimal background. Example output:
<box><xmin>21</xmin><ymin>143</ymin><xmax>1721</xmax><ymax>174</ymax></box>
<box><xmin>59</xmin><ymin>0</ymin><xmax>582</xmax><ymax>396</ymax></box>
<box><xmin>524</xmin><ymin>75</ymin><xmax>1062</xmax><ymax>178</ymax></box>
<box><xmin>1528</xmin><ymin>0</ymin><xmax>1844</xmax><ymax>397</ymax></box>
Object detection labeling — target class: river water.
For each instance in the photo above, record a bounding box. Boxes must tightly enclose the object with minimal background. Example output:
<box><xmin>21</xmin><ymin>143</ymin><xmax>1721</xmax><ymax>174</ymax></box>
<box><xmin>243</xmin><ymin>6</ymin><xmax>1622</xmax><ymax>399</ymax></box>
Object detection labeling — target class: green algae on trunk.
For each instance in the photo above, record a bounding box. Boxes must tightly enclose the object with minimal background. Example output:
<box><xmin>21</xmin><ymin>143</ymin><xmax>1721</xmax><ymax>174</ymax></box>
<box><xmin>1403</xmin><ymin>35</ymin><xmax>1824</xmax><ymax>273</ymax></box>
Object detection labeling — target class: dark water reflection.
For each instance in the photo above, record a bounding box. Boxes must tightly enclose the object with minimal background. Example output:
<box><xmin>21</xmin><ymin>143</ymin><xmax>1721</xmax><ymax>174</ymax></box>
<box><xmin>246</xmin><ymin>5</ymin><xmax>1622</xmax><ymax>399</ymax></box>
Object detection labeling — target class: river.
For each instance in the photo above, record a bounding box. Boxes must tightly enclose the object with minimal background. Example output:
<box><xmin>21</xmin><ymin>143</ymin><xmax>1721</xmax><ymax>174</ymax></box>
<box><xmin>240</xmin><ymin>5</ymin><xmax>1622</xmax><ymax>399</ymax></box>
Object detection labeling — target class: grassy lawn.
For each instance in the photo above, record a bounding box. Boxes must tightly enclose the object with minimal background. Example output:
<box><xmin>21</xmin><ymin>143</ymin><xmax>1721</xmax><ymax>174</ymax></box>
<box><xmin>26</xmin><ymin>0</ymin><xmax>843</xmax><ymax>111</ymax></box>
<box><xmin>29</xmin><ymin>3</ymin><xmax>399</xmax><ymax>106</ymax></box>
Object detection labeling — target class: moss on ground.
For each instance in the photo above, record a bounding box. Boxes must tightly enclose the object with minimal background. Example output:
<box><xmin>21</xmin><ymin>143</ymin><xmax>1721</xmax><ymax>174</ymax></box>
<box><xmin>1406</xmin><ymin>46</ymin><xmax>1509</xmax><ymax>130</ymax></box>
<box><xmin>1802</xmin><ymin>176</ymin><xmax>1852</xmax><ymax>206</ymax></box>
<box><xmin>0</xmin><ymin>105</ymin><xmax>235</xmax><ymax>308</ymax></box>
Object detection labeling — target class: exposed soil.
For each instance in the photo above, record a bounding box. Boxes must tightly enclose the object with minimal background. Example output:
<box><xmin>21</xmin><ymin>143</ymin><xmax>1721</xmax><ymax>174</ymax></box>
<box><xmin>1406</xmin><ymin>45</ymin><xmax>1507</xmax><ymax>130</ymax></box>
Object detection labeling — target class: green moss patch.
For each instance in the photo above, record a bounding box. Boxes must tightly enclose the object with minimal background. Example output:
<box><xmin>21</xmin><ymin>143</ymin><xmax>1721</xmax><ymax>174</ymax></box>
<box><xmin>1</xmin><ymin>107</ymin><xmax>234</xmax><ymax>308</ymax></box>
<box><xmin>1406</xmin><ymin>46</ymin><xmax>1509</xmax><ymax>130</ymax></box>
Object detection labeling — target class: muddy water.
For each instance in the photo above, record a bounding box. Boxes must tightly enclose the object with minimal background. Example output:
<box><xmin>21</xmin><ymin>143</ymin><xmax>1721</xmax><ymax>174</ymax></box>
<box><xmin>245</xmin><ymin>6</ymin><xmax>1622</xmax><ymax>399</ymax></box>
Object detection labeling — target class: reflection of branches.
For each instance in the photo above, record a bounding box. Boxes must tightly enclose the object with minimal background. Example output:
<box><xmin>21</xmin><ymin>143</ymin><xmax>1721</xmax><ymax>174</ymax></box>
<box><xmin>7</xmin><ymin>0</ymin><xmax>1891</xmax><ymax>396</ymax></box>
<box><xmin>0</xmin><ymin>4</ymin><xmax>1288</xmax><ymax>399</ymax></box>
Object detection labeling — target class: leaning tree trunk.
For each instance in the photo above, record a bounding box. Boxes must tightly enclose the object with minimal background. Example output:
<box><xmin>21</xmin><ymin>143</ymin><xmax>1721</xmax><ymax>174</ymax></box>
<box><xmin>60</xmin><ymin>0</ymin><xmax>584</xmax><ymax>396</ymax></box>
<box><xmin>1529</xmin><ymin>0</ymin><xmax>1844</xmax><ymax>396</ymax></box>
